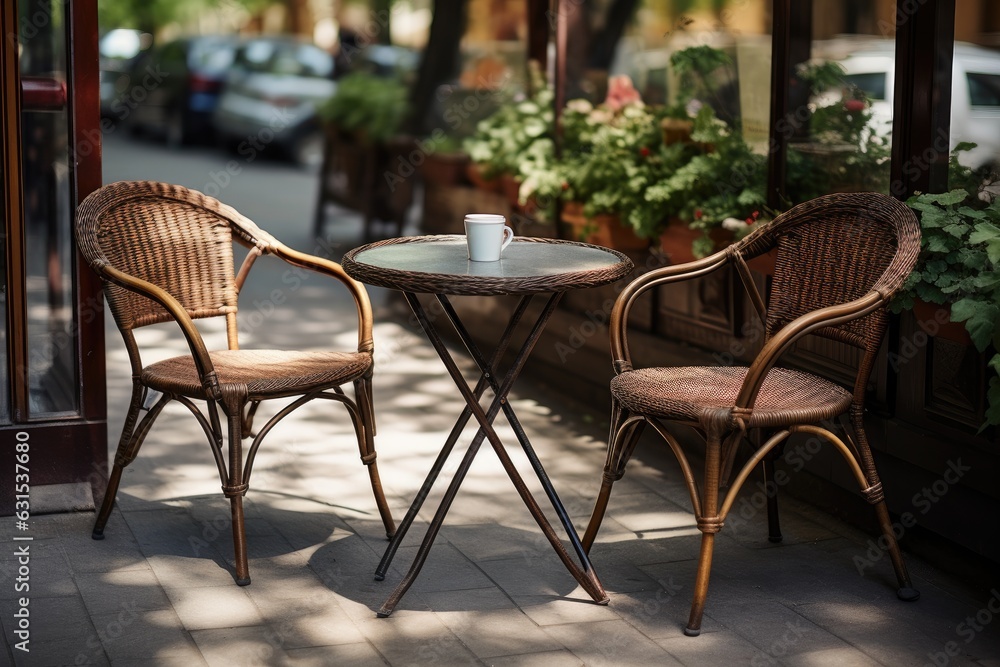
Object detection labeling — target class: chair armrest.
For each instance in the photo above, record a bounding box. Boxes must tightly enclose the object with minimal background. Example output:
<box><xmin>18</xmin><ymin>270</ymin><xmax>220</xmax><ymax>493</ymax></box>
<box><xmin>100</xmin><ymin>264</ymin><xmax>220</xmax><ymax>397</ymax></box>
<box><xmin>733</xmin><ymin>290</ymin><xmax>886</xmax><ymax>411</ymax></box>
<box><xmin>612</xmin><ymin>250</ymin><xmax>731</xmax><ymax>372</ymax></box>
<box><xmin>268</xmin><ymin>242</ymin><xmax>374</xmax><ymax>355</ymax></box>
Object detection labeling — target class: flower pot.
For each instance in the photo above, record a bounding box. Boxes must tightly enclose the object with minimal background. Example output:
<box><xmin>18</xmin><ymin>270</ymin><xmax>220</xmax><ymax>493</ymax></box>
<box><xmin>500</xmin><ymin>173</ymin><xmax>522</xmax><ymax>208</ymax></box>
<box><xmin>911</xmin><ymin>300</ymin><xmax>974</xmax><ymax>345</ymax></box>
<box><xmin>658</xmin><ymin>219</ymin><xmax>735</xmax><ymax>264</ymax></box>
<box><xmin>661</xmin><ymin>118</ymin><xmax>694</xmax><ymax>145</ymax></box>
<box><xmin>466</xmin><ymin>162</ymin><xmax>502</xmax><ymax>193</ymax></box>
<box><xmin>421</xmin><ymin>151</ymin><xmax>471</xmax><ymax>187</ymax></box>
<box><xmin>560</xmin><ymin>201</ymin><xmax>649</xmax><ymax>250</ymax></box>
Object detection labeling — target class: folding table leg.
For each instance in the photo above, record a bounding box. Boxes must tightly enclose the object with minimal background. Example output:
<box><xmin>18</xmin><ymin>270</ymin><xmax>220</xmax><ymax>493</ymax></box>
<box><xmin>373</xmin><ymin>296</ymin><xmax>534</xmax><ymax>581</ymax></box>
<box><xmin>377</xmin><ymin>291</ymin><xmax>606</xmax><ymax>617</ymax></box>
<box><xmin>436</xmin><ymin>295</ymin><xmax>604</xmax><ymax>595</ymax></box>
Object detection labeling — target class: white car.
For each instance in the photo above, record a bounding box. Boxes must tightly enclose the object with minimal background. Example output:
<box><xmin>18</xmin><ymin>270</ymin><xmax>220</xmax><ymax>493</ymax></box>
<box><xmin>834</xmin><ymin>42</ymin><xmax>1000</xmax><ymax>172</ymax></box>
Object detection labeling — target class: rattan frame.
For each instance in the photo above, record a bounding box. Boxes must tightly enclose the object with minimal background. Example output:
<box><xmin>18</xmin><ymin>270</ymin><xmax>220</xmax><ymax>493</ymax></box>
<box><xmin>581</xmin><ymin>192</ymin><xmax>922</xmax><ymax>635</ymax></box>
<box><xmin>76</xmin><ymin>180</ymin><xmax>395</xmax><ymax>586</ymax></box>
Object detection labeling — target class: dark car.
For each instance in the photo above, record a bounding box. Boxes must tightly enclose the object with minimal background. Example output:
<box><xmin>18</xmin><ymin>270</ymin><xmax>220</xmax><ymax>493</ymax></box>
<box><xmin>118</xmin><ymin>35</ymin><xmax>239</xmax><ymax>145</ymax></box>
<box><xmin>213</xmin><ymin>36</ymin><xmax>337</xmax><ymax>166</ymax></box>
<box><xmin>99</xmin><ymin>28</ymin><xmax>152</xmax><ymax>119</ymax></box>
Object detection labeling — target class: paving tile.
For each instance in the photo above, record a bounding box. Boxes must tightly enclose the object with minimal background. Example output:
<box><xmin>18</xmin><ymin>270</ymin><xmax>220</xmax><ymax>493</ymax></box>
<box><xmin>355</xmin><ymin>612</ymin><xmax>480</xmax><ymax>666</ymax></box>
<box><xmin>89</xmin><ymin>607</ymin><xmax>202</xmax><ymax>663</ymax></box>
<box><xmin>515</xmin><ymin>596</ymin><xmax>620</xmax><ymax>627</ymax></box>
<box><xmin>0</xmin><ymin>555</ymin><xmax>77</xmax><ymax>600</ymax></box>
<box><xmin>145</xmin><ymin>554</ymin><xmax>239</xmax><ymax>589</ymax></box>
<box><xmin>476</xmin><ymin>556</ymin><xmax>596</xmax><ymax>599</ymax></box>
<box><xmin>435</xmin><ymin>609</ymin><xmax>562</xmax><ymax>662</ymax></box>
<box><xmin>252</xmin><ymin>589</ymin><xmax>365</xmax><ymax>649</ymax></box>
<box><xmin>76</xmin><ymin>567</ymin><xmax>173</xmax><ymax>615</ymax></box>
<box><xmin>778</xmin><ymin>646</ymin><xmax>887</xmax><ymax>666</ymax></box>
<box><xmin>655</xmin><ymin>630</ymin><xmax>762</xmax><ymax>665</ymax></box>
<box><xmin>190</xmin><ymin>626</ymin><xmax>290</xmax><ymax>667</ymax></box>
<box><xmin>485</xmin><ymin>650</ymin><xmax>585</xmax><ymax>667</ymax></box>
<box><xmin>541</xmin><ymin>619</ymin><xmax>684</xmax><ymax>667</ymax></box>
<box><xmin>163</xmin><ymin>584</ymin><xmax>265</xmax><ymax>631</ymax></box>
<box><xmin>284</xmin><ymin>642</ymin><xmax>389</xmax><ymax>666</ymax></box>
<box><xmin>12</xmin><ymin>639</ymin><xmax>111</xmax><ymax>667</ymax></box>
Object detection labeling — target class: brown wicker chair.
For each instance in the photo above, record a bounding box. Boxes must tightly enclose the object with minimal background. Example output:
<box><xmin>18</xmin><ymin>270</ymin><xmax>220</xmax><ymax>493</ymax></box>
<box><xmin>582</xmin><ymin>192</ymin><xmax>922</xmax><ymax>635</ymax></box>
<box><xmin>77</xmin><ymin>180</ymin><xmax>395</xmax><ymax>585</ymax></box>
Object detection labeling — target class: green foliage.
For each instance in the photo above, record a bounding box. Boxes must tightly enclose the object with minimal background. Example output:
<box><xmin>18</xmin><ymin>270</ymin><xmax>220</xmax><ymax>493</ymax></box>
<box><xmin>668</xmin><ymin>44</ymin><xmax>735</xmax><ymax>116</ymax></box>
<box><xmin>647</xmin><ymin>106</ymin><xmax>767</xmax><ymax>253</ymax></box>
<box><xmin>555</xmin><ymin>101</ymin><xmax>682</xmax><ymax>238</ymax></box>
<box><xmin>891</xmin><ymin>185</ymin><xmax>1000</xmax><ymax>428</ymax></box>
<box><xmin>462</xmin><ymin>66</ymin><xmax>554</xmax><ymax>179</ymax></box>
<box><xmin>319</xmin><ymin>72</ymin><xmax>409</xmax><ymax>144</ymax></box>
<box><xmin>99</xmin><ymin>0</ymin><xmax>269</xmax><ymax>33</ymax></box>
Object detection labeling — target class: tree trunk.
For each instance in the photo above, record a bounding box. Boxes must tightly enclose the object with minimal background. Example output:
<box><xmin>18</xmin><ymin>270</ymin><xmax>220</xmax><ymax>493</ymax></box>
<box><xmin>588</xmin><ymin>0</ymin><xmax>639</xmax><ymax>70</ymax></box>
<box><xmin>405</xmin><ymin>0</ymin><xmax>468</xmax><ymax>136</ymax></box>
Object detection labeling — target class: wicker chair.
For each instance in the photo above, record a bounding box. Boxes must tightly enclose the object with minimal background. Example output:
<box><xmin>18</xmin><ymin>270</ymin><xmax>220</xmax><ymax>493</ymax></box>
<box><xmin>77</xmin><ymin>180</ymin><xmax>395</xmax><ymax>585</ymax></box>
<box><xmin>582</xmin><ymin>192</ymin><xmax>922</xmax><ymax>635</ymax></box>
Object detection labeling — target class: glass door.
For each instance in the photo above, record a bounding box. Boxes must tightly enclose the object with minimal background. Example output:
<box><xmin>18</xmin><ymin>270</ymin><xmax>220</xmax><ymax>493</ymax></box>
<box><xmin>2</xmin><ymin>0</ymin><xmax>106</xmax><ymax>510</ymax></box>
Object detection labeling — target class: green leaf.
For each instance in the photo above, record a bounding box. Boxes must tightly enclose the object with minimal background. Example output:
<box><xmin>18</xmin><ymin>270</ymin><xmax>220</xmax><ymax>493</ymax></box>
<box><xmin>969</xmin><ymin>222</ymin><xmax>1000</xmax><ymax>244</ymax></box>
<box><xmin>941</xmin><ymin>223</ymin><xmax>969</xmax><ymax>238</ymax></box>
<box><xmin>950</xmin><ymin>297</ymin><xmax>999</xmax><ymax>352</ymax></box>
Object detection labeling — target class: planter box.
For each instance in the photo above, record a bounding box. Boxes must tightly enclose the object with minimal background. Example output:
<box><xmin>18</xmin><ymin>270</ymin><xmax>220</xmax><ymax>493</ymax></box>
<box><xmin>466</xmin><ymin>162</ymin><xmax>502</xmax><ymax>193</ymax></box>
<box><xmin>560</xmin><ymin>201</ymin><xmax>649</xmax><ymax>251</ymax></box>
<box><xmin>421</xmin><ymin>151</ymin><xmax>471</xmax><ymax>188</ymax></box>
<box><xmin>911</xmin><ymin>300</ymin><xmax>974</xmax><ymax>345</ymax></box>
<box><xmin>659</xmin><ymin>220</ymin><xmax>735</xmax><ymax>264</ymax></box>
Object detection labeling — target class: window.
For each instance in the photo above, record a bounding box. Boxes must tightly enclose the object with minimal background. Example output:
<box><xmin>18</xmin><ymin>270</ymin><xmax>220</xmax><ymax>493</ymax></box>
<box><xmin>968</xmin><ymin>72</ymin><xmax>1000</xmax><ymax>107</ymax></box>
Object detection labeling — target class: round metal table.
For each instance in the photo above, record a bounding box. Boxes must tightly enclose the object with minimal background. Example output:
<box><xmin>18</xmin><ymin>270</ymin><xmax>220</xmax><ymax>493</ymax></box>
<box><xmin>343</xmin><ymin>235</ymin><xmax>634</xmax><ymax>616</ymax></box>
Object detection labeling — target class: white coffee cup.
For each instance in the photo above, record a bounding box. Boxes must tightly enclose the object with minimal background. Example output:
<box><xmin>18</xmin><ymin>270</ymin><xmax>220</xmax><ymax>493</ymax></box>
<box><xmin>464</xmin><ymin>213</ymin><xmax>514</xmax><ymax>262</ymax></box>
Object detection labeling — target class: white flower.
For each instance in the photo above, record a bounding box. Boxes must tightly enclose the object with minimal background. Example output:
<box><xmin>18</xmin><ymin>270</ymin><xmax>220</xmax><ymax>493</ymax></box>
<box><xmin>721</xmin><ymin>217</ymin><xmax>748</xmax><ymax>232</ymax></box>
<box><xmin>566</xmin><ymin>99</ymin><xmax>593</xmax><ymax>114</ymax></box>
<box><xmin>685</xmin><ymin>99</ymin><xmax>703</xmax><ymax>117</ymax></box>
<box><xmin>978</xmin><ymin>178</ymin><xmax>1000</xmax><ymax>203</ymax></box>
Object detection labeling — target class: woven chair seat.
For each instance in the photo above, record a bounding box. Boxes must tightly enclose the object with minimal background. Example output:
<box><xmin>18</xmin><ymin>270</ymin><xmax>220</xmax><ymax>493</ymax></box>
<box><xmin>141</xmin><ymin>349</ymin><xmax>373</xmax><ymax>399</ymax></box>
<box><xmin>611</xmin><ymin>366</ymin><xmax>852</xmax><ymax>429</ymax></box>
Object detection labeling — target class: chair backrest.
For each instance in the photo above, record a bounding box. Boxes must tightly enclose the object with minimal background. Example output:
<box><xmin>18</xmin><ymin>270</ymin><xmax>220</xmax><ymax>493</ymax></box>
<box><xmin>734</xmin><ymin>192</ymin><xmax>921</xmax><ymax>356</ymax></box>
<box><xmin>76</xmin><ymin>181</ymin><xmax>272</xmax><ymax>330</ymax></box>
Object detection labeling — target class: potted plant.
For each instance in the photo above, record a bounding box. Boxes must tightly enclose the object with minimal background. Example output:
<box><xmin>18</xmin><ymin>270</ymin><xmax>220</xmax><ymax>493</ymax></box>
<box><xmin>649</xmin><ymin>106</ymin><xmax>768</xmax><ymax>261</ymax></box>
<box><xmin>462</xmin><ymin>65</ymin><xmax>554</xmax><ymax>199</ymax></box>
<box><xmin>319</xmin><ymin>71</ymin><xmax>409</xmax><ymax>145</ymax></box>
<box><xmin>542</xmin><ymin>78</ymin><xmax>686</xmax><ymax>250</ymax></box>
<box><xmin>890</xmin><ymin>163</ymin><xmax>1000</xmax><ymax>429</ymax></box>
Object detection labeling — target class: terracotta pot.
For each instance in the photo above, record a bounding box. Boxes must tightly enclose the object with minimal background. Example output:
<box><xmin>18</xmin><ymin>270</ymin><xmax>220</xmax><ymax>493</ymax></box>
<box><xmin>658</xmin><ymin>219</ymin><xmax>735</xmax><ymax>264</ymax></box>
<box><xmin>911</xmin><ymin>300</ymin><xmax>973</xmax><ymax>345</ymax></box>
<box><xmin>661</xmin><ymin>118</ymin><xmax>694</xmax><ymax>145</ymax></box>
<box><xmin>500</xmin><ymin>173</ymin><xmax>522</xmax><ymax>208</ymax></box>
<box><xmin>466</xmin><ymin>162</ymin><xmax>502</xmax><ymax>193</ymax></box>
<box><xmin>560</xmin><ymin>201</ymin><xmax>649</xmax><ymax>250</ymax></box>
<box><xmin>420</xmin><ymin>151</ymin><xmax>471</xmax><ymax>187</ymax></box>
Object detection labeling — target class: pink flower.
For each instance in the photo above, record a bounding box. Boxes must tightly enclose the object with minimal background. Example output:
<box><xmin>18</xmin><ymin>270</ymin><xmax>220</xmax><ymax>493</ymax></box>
<box><xmin>604</xmin><ymin>75</ymin><xmax>642</xmax><ymax>111</ymax></box>
<box><xmin>844</xmin><ymin>99</ymin><xmax>866</xmax><ymax>113</ymax></box>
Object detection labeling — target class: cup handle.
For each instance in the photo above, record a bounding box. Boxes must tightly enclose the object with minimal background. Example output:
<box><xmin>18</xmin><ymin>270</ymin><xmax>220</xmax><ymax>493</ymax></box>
<box><xmin>500</xmin><ymin>226</ymin><xmax>514</xmax><ymax>252</ymax></box>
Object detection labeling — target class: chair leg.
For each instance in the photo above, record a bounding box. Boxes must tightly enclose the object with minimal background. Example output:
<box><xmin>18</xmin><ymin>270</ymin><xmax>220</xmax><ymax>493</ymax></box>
<box><xmin>93</xmin><ymin>385</ymin><xmax>169</xmax><ymax>539</ymax></box>
<box><xmin>685</xmin><ymin>421</ymin><xmax>725</xmax><ymax>637</ymax></box>
<box><xmin>221</xmin><ymin>394</ymin><xmax>252</xmax><ymax>586</ymax></box>
<box><xmin>849</xmin><ymin>410</ymin><xmax>919</xmax><ymax>601</ymax></box>
<box><xmin>356</xmin><ymin>378</ymin><xmax>395</xmax><ymax>539</ymax></box>
<box><xmin>582</xmin><ymin>400</ymin><xmax>644</xmax><ymax>553</ymax></box>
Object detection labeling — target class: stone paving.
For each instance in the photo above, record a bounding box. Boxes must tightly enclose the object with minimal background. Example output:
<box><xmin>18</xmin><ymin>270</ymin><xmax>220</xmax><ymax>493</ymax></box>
<box><xmin>3</xmin><ymin>218</ymin><xmax>1000</xmax><ymax>666</ymax></box>
<box><xmin>4</xmin><ymin>135</ymin><xmax>999</xmax><ymax>665</ymax></box>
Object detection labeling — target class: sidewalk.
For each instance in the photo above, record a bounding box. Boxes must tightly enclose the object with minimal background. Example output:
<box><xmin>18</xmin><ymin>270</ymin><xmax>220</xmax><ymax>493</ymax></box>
<box><xmin>3</xmin><ymin>202</ymin><xmax>1000</xmax><ymax>666</ymax></box>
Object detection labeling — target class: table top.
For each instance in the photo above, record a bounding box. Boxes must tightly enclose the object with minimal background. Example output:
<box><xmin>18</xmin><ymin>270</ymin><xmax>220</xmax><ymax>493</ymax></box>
<box><xmin>342</xmin><ymin>235</ymin><xmax>634</xmax><ymax>296</ymax></box>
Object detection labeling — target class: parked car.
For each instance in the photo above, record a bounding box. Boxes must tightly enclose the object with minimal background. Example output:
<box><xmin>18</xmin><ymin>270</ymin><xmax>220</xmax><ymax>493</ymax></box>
<box><xmin>832</xmin><ymin>42</ymin><xmax>1000</xmax><ymax>173</ymax></box>
<box><xmin>119</xmin><ymin>35</ymin><xmax>239</xmax><ymax>146</ymax></box>
<box><xmin>213</xmin><ymin>36</ymin><xmax>337</xmax><ymax>167</ymax></box>
<box><xmin>99</xmin><ymin>28</ymin><xmax>152</xmax><ymax>119</ymax></box>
